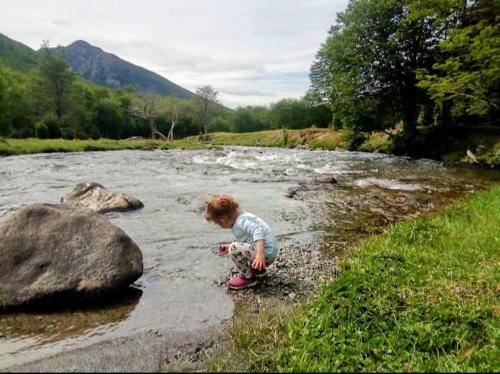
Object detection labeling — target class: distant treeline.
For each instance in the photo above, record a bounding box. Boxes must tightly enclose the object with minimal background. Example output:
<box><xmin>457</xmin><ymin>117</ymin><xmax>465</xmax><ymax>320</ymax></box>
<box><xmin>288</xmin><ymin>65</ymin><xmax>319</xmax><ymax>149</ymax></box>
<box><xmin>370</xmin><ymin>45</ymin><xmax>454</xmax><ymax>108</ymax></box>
<box><xmin>0</xmin><ymin>45</ymin><xmax>332</xmax><ymax>140</ymax></box>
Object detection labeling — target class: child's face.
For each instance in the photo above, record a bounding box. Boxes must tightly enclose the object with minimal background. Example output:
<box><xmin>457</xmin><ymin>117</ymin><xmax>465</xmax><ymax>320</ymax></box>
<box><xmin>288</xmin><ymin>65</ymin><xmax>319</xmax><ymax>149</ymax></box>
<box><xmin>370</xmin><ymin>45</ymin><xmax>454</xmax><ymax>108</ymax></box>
<box><xmin>215</xmin><ymin>217</ymin><xmax>233</xmax><ymax>229</ymax></box>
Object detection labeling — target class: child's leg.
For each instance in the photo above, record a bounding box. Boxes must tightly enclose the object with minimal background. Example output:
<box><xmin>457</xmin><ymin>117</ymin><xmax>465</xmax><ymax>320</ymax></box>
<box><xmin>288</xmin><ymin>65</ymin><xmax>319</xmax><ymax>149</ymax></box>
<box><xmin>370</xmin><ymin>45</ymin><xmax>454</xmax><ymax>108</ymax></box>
<box><xmin>229</xmin><ymin>241</ymin><xmax>256</xmax><ymax>278</ymax></box>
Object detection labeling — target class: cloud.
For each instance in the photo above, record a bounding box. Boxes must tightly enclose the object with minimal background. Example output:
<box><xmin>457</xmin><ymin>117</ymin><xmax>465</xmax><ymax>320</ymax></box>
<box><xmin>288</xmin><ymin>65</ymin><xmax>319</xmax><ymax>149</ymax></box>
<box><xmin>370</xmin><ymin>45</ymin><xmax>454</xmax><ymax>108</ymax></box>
<box><xmin>218</xmin><ymin>87</ymin><xmax>275</xmax><ymax>97</ymax></box>
<box><xmin>49</xmin><ymin>18</ymin><xmax>71</xmax><ymax>27</ymax></box>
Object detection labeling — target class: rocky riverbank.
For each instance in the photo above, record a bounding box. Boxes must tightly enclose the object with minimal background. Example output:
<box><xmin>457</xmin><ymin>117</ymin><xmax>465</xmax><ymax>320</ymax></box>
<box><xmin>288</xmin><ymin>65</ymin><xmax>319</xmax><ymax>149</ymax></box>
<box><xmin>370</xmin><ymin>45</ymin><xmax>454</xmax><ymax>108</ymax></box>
<box><xmin>216</xmin><ymin>240</ymin><xmax>339</xmax><ymax>306</ymax></box>
<box><xmin>7</xmin><ymin>237</ymin><xmax>339</xmax><ymax>372</ymax></box>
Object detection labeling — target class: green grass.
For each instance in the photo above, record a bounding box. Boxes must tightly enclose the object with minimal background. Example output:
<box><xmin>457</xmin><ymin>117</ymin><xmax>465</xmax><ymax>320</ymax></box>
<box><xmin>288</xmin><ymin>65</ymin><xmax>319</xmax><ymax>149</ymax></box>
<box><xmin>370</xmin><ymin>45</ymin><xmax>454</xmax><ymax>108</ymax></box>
<box><xmin>226</xmin><ymin>186</ymin><xmax>500</xmax><ymax>372</ymax></box>
<box><xmin>0</xmin><ymin>138</ymin><xmax>207</xmax><ymax>156</ymax></box>
<box><xmin>358</xmin><ymin>132</ymin><xmax>393</xmax><ymax>153</ymax></box>
<box><xmin>198</xmin><ymin>130</ymin><xmax>288</xmax><ymax>147</ymax></box>
<box><xmin>193</xmin><ymin>128</ymin><xmax>346</xmax><ymax>150</ymax></box>
<box><xmin>1</xmin><ymin>130</ymin><xmax>344</xmax><ymax>156</ymax></box>
<box><xmin>0</xmin><ymin>130</ymin><xmax>347</xmax><ymax>156</ymax></box>
<box><xmin>477</xmin><ymin>143</ymin><xmax>500</xmax><ymax>168</ymax></box>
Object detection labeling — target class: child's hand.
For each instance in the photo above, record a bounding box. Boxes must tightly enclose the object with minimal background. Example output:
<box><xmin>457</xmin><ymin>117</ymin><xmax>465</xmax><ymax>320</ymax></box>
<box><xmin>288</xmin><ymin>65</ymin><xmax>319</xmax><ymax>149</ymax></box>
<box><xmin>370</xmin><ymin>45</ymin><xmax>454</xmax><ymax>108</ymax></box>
<box><xmin>218</xmin><ymin>244</ymin><xmax>229</xmax><ymax>256</ymax></box>
<box><xmin>252</xmin><ymin>252</ymin><xmax>266</xmax><ymax>271</ymax></box>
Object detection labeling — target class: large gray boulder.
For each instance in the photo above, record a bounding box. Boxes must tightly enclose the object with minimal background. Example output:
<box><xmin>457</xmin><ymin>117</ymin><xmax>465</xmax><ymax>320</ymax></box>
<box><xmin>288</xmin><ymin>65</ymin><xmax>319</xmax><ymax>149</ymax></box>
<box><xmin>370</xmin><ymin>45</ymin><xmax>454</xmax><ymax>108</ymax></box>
<box><xmin>0</xmin><ymin>203</ymin><xmax>143</xmax><ymax>310</ymax></box>
<box><xmin>62</xmin><ymin>182</ymin><xmax>143</xmax><ymax>213</ymax></box>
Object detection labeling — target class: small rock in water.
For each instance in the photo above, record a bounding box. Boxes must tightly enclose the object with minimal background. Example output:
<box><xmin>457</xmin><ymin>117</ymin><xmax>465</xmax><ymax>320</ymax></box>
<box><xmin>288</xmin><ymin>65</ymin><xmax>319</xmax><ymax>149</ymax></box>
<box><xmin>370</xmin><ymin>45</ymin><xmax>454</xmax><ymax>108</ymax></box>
<box><xmin>285</xmin><ymin>187</ymin><xmax>299</xmax><ymax>198</ymax></box>
<box><xmin>313</xmin><ymin>174</ymin><xmax>338</xmax><ymax>184</ymax></box>
<box><xmin>61</xmin><ymin>182</ymin><xmax>143</xmax><ymax>214</ymax></box>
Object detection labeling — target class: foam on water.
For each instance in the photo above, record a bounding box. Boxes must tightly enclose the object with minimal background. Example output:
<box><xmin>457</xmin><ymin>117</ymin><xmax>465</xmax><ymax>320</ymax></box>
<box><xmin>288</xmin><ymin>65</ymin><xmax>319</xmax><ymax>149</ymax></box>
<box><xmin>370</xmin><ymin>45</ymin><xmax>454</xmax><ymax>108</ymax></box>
<box><xmin>355</xmin><ymin>178</ymin><xmax>424</xmax><ymax>191</ymax></box>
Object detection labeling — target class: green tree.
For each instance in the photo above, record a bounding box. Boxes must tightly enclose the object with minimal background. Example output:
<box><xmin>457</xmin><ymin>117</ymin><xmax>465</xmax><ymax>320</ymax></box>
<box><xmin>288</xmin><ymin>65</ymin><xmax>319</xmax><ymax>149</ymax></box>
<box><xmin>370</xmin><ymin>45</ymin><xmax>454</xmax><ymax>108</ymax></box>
<box><xmin>34</xmin><ymin>112</ymin><xmax>61</xmax><ymax>138</ymax></box>
<box><xmin>131</xmin><ymin>93</ymin><xmax>161</xmax><ymax>139</ymax></box>
<box><xmin>417</xmin><ymin>0</ymin><xmax>500</xmax><ymax>121</ymax></box>
<box><xmin>33</xmin><ymin>41</ymin><xmax>75</xmax><ymax>120</ymax></box>
<box><xmin>0</xmin><ymin>63</ymin><xmax>33</xmax><ymax>137</ymax></box>
<box><xmin>115</xmin><ymin>87</ymin><xmax>141</xmax><ymax>138</ymax></box>
<box><xmin>195</xmin><ymin>85</ymin><xmax>219</xmax><ymax>135</ymax></box>
<box><xmin>230</xmin><ymin>107</ymin><xmax>267</xmax><ymax>132</ymax></box>
<box><xmin>163</xmin><ymin>96</ymin><xmax>192</xmax><ymax>140</ymax></box>
<box><xmin>311</xmin><ymin>0</ymin><xmax>464</xmax><ymax>134</ymax></box>
<box><xmin>95</xmin><ymin>97</ymin><xmax>124</xmax><ymax>138</ymax></box>
<box><xmin>209</xmin><ymin>114</ymin><xmax>232</xmax><ymax>132</ymax></box>
<box><xmin>303</xmin><ymin>90</ymin><xmax>332</xmax><ymax>128</ymax></box>
<box><xmin>0</xmin><ymin>64</ymin><xmax>11</xmax><ymax>135</ymax></box>
<box><xmin>270</xmin><ymin>99</ymin><xmax>309</xmax><ymax>129</ymax></box>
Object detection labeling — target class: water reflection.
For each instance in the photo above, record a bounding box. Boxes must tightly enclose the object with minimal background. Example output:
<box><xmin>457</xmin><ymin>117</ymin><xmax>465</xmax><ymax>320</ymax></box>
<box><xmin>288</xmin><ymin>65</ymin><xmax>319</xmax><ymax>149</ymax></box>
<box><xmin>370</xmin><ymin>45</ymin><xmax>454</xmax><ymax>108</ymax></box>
<box><xmin>0</xmin><ymin>287</ymin><xmax>142</xmax><ymax>345</ymax></box>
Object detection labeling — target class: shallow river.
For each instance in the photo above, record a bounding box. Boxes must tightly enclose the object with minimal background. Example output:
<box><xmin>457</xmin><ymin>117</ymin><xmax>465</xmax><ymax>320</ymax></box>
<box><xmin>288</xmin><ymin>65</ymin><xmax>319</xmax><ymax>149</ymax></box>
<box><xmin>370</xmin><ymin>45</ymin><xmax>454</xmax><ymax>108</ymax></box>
<box><xmin>0</xmin><ymin>147</ymin><xmax>498</xmax><ymax>369</ymax></box>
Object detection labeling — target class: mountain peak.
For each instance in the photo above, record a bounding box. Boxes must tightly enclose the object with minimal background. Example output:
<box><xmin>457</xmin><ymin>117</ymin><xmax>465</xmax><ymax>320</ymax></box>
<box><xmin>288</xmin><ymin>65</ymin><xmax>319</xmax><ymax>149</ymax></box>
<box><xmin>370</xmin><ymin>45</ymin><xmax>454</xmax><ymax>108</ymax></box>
<box><xmin>54</xmin><ymin>40</ymin><xmax>194</xmax><ymax>99</ymax></box>
<box><xmin>70</xmin><ymin>40</ymin><xmax>91</xmax><ymax>47</ymax></box>
<box><xmin>67</xmin><ymin>40</ymin><xmax>101</xmax><ymax>51</ymax></box>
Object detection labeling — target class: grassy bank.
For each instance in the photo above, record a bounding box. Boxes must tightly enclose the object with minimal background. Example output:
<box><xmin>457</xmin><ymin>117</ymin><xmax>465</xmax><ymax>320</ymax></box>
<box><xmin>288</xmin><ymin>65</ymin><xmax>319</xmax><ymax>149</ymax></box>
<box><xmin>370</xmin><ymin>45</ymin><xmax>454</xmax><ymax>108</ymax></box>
<box><xmin>197</xmin><ymin>128</ymin><xmax>394</xmax><ymax>153</ymax></box>
<box><xmin>0</xmin><ymin>130</ymin><xmax>382</xmax><ymax>156</ymax></box>
<box><xmin>0</xmin><ymin>138</ymin><xmax>207</xmax><ymax>156</ymax></box>
<box><xmin>199</xmin><ymin>128</ymin><xmax>348</xmax><ymax>150</ymax></box>
<box><xmin>221</xmin><ymin>186</ymin><xmax>500</xmax><ymax>372</ymax></box>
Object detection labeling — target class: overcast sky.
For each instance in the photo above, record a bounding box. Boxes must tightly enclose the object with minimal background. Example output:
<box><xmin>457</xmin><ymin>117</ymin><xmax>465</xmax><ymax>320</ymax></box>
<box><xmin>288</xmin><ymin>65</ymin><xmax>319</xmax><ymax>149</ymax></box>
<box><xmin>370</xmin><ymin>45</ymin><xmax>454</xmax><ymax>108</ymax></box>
<box><xmin>0</xmin><ymin>0</ymin><xmax>348</xmax><ymax>108</ymax></box>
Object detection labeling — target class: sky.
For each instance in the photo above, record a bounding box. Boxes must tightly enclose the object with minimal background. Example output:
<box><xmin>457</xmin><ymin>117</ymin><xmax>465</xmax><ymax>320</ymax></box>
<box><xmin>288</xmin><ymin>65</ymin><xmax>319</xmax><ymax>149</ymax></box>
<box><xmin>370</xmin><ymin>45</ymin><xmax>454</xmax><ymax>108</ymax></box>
<box><xmin>0</xmin><ymin>0</ymin><xmax>348</xmax><ymax>108</ymax></box>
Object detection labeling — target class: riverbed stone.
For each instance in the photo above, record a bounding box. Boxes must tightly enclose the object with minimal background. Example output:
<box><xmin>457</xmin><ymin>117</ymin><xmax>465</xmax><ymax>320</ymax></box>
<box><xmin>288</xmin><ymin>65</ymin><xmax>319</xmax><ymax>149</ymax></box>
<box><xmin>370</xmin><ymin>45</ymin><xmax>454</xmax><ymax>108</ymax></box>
<box><xmin>0</xmin><ymin>203</ymin><xmax>143</xmax><ymax>309</ymax></box>
<box><xmin>62</xmin><ymin>182</ymin><xmax>144</xmax><ymax>213</ymax></box>
<box><xmin>313</xmin><ymin>174</ymin><xmax>338</xmax><ymax>184</ymax></box>
<box><xmin>285</xmin><ymin>187</ymin><xmax>299</xmax><ymax>198</ymax></box>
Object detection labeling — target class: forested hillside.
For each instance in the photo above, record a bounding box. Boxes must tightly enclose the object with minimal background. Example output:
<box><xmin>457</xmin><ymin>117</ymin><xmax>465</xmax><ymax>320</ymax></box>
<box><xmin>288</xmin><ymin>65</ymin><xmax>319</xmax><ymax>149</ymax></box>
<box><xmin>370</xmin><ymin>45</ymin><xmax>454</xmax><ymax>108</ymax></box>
<box><xmin>0</xmin><ymin>34</ymin><xmax>37</xmax><ymax>70</ymax></box>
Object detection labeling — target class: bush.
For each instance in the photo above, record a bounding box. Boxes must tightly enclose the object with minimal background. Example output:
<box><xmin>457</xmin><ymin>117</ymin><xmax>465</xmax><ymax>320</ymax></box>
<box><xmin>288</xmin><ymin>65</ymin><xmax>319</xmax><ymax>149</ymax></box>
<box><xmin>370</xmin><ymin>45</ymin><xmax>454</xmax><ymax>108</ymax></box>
<box><xmin>35</xmin><ymin>112</ymin><xmax>60</xmax><ymax>139</ymax></box>
<box><xmin>359</xmin><ymin>132</ymin><xmax>393</xmax><ymax>153</ymax></box>
<box><xmin>209</xmin><ymin>115</ymin><xmax>232</xmax><ymax>132</ymax></box>
<box><xmin>342</xmin><ymin>129</ymin><xmax>367</xmax><ymax>150</ymax></box>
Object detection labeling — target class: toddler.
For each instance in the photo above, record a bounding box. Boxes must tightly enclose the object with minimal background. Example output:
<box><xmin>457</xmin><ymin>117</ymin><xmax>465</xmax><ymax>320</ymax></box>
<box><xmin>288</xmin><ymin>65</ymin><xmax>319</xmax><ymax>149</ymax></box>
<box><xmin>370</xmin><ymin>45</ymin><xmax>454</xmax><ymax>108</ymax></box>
<box><xmin>205</xmin><ymin>195</ymin><xmax>278</xmax><ymax>290</ymax></box>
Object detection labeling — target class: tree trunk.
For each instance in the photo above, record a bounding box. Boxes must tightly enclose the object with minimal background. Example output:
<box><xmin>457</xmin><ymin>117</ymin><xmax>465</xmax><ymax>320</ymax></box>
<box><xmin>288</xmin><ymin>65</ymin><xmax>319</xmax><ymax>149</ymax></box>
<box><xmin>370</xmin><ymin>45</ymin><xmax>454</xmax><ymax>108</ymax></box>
<box><xmin>402</xmin><ymin>96</ymin><xmax>418</xmax><ymax>137</ymax></box>
<box><xmin>168</xmin><ymin>112</ymin><xmax>177</xmax><ymax>140</ymax></box>
<box><xmin>149</xmin><ymin>117</ymin><xmax>156</xmax><ymax>140</ymax></box>
<box><xmin>202</xmin><ymin>99</ymin><xmax>209</xmax><ymax>135</ymax></box>
<box><xmin>202</xmin><ymin>111</ymin><xmax>209</xmax><ymax>135</ymax></box>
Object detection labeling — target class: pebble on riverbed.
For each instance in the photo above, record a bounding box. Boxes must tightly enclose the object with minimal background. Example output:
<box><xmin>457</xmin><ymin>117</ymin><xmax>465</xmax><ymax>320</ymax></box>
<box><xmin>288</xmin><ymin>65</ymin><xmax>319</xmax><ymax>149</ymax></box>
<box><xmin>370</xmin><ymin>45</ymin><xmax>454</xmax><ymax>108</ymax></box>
<box><xmin>215</xmin><ymin>240</ymin><xmax>339</xmax><ymax>305</ymax></box>
<box><xmin>313</xmin><ymin>174</ymin><xmax>338</xmax><ymax>184</ymax></box>
<box><xmin>285</xmin><ymin>187</ymin><xmax>299</xmax><ymax>198</ymax></box>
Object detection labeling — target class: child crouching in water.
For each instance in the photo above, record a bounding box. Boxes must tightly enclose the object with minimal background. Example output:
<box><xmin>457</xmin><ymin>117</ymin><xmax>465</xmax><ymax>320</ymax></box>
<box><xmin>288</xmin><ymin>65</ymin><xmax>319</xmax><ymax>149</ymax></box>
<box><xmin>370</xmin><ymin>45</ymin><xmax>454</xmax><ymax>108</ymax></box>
<box><xmin>205</xmin><ymin>195</ymin><xmax>278</xmax><ymax>290</ymax></box>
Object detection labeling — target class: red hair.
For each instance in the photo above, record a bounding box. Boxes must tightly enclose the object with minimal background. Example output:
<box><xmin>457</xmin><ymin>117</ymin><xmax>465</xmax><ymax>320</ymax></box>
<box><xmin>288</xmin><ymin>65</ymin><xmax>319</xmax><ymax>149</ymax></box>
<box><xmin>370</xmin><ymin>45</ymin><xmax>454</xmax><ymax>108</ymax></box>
<box><xmin>204</xmin><ymin>195</ymin><xmax>239</xmax><ymax>222</ymax></box>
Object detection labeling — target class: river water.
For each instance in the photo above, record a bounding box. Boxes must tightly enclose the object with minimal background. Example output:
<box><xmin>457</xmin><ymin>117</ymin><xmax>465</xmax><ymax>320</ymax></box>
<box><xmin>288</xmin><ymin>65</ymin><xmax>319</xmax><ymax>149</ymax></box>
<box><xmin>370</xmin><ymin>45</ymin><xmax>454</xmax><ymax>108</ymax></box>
<box><xmin>0</xmin><ymin>147</ymin><xmax>498</xmax><ymax>369</ymax></box>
